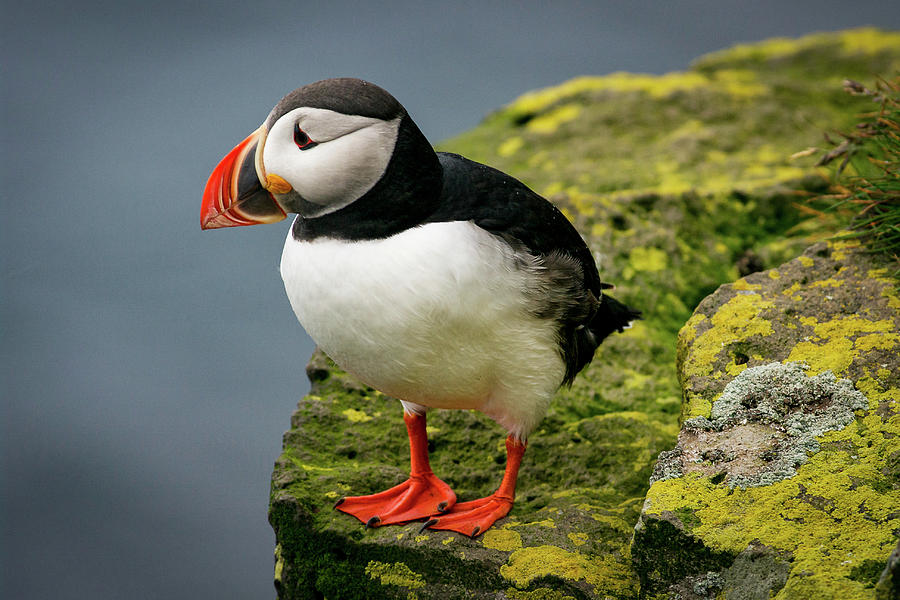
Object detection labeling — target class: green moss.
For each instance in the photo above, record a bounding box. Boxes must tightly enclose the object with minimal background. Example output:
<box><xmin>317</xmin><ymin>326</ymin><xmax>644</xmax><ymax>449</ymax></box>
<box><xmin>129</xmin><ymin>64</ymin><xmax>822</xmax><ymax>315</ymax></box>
<box><xmin>849</xmin><ymin>559</ymin><xmax>888</xmax><ymax>588</ymax></box>
<box><xmin>504</xmin><ymin>588</ymin><xmax>578</xmax><ymax>600</ymax></box>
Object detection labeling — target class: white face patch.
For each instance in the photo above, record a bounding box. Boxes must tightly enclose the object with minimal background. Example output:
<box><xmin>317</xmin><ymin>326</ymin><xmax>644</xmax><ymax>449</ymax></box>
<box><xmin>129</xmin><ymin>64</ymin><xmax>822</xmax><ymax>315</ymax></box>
<box><xmin>263</xmin><ymin>107</ymin><xmax>401</xmax><ymax>217</ymax></box>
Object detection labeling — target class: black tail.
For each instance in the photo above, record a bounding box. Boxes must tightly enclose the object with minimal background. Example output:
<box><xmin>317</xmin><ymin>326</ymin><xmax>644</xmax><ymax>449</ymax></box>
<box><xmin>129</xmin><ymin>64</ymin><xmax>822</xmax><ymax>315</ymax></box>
<box><xmin>562</xmin><ymin>294</ymin><xmax>641</xmax><ymax>385</ymax></box>
<box><xmin>589</xmin><ymin>294</ymin><xmax>642</xmax><ymax>344</ymax></box>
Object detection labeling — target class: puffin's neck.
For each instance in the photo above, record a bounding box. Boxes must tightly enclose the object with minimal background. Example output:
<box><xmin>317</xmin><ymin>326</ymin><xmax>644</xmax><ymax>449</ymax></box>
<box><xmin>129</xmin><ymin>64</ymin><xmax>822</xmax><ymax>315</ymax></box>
<box><xmin>291</xmin><ymin>115</ymin><xmax>443</xmax><ymax>242</ymax></box>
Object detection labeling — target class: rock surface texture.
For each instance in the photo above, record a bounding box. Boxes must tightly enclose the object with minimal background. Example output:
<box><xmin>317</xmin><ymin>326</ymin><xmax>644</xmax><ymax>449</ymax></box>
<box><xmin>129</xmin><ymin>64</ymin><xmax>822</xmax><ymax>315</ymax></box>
<box><xmin>268</xmin><ymin>29</ymin><xmax>900</xmax><ymax>599</ymax></box>
<box><xmin>633</xmin><ymin>240</ymin><xmax>900</xmax><ymax>599</ymax></box>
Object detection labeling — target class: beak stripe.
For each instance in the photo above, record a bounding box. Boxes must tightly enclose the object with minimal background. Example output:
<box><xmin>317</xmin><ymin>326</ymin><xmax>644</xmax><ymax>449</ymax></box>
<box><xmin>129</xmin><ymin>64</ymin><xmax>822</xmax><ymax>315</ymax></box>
<box><xmin>201</xmin><ymin>126</ymin><xmax>286</xmax><ymax>230</ymax></box>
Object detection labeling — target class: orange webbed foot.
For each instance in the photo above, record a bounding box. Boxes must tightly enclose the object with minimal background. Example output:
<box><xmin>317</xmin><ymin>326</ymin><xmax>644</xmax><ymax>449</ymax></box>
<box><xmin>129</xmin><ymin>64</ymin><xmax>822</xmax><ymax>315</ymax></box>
<box><xmin>335</xmin><ymin>472</ymin><xmax>456</xmax><ymax>526</ymax></box>
<box><xmin>420</xmin><ymin>492</ymin><xmax>513</xmax><ymax>537</ymax></box>
<box><xmin>422</xmin><ymin>435</ymin><xmax>526</xmax><ymax>537</ymax></box>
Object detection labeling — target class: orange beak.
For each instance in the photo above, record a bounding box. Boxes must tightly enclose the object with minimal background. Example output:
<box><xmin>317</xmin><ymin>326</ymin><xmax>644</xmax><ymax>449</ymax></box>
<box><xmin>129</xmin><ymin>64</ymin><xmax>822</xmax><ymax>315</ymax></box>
<box><xmin>200</xmin><ymin>127</ymin><xmax>286</xmax><ymax>229</ymax></box>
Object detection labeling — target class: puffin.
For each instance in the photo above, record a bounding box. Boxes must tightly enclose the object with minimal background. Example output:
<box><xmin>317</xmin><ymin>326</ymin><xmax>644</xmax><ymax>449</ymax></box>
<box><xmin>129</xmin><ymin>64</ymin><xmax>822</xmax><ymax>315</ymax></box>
<box><xmin>201</xmin><ymin>78</ymin><xmax>640</xmax><ymax>537</ymax></box>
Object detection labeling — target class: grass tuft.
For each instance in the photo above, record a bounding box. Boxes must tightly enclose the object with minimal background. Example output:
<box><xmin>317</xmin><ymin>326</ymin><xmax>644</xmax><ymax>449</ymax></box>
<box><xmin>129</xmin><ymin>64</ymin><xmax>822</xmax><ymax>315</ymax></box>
<box><xmin>816</xmin><ymin>77</ymin><xmax>900</xmax><ymax>276</ymax></box>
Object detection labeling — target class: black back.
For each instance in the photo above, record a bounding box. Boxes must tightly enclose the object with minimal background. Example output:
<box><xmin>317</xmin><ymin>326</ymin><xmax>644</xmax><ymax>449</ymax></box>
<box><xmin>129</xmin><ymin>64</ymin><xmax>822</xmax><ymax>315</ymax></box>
<box><xmin>427</xmin><ymin>153</ymin><xmax>605</xmax><ymax>298</ymax></box>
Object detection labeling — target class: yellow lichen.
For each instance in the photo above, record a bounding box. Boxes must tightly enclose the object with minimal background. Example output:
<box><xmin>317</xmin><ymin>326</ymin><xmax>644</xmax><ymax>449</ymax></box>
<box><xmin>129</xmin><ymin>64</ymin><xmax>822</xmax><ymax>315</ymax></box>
<box><xmin>710</xmin><ymin>68</ymin><xmax>769</xmax><ymax>97</ymax></box>
<box><xmin>682</xmin><ymin>293</ymin><xmax>775</xmax><ymax>382</ymax></box>
<box><xmin>542</xmin><ymin>181</ymin><xmax>565</xmax><ymax>196</ymax></box>
<box><xmin>341</xmin><ymin>408</ymin><xmax>372</xmax><ymax>423</ymax></box>
<box><xmin>786</xmin><ymin>316</ymin><xmax>896</xmax><ymax>376</ymax></box>
<box><xmin>854</xmin><ymin>333</ymin><xmax>900</xmax><ymax>352</ymax></box>
<box><xmin>590</xmin><ymin>222</ymin><xmax>608</xmax><ymax>237</ymax></box>
<box><xmin>883</xmin><ymin>288</ymin><xmax>900</xmax><ymax>311</ymax></box>
<box><xmin>500</xmin><ymin>545</ymin><xmax>635</xmax><ymax>596</ymax></box>
<box><xmin>624</xmin><ymin>370</ymin><xmax>651</xmax><ymax>391</ymax></box>
<box><xmin>696</xmin><ymin>28</ymin><xmax>900</xmax><ymax>71</ymax></box>
<box><xmin>587</xmin><ymin>511</ymin><xmax>634</xmax><ymax>533</ymax></box>
<box><xmin>797</xmin><ymin>256</ymin><xmax>814</xmax><ymax>267</ymax></box>
<box><xmin>507</xmin><ymin>518</ymin><xmax>557</xmax><ymax>529</ymax></box>
<box><xmin>724</xmin><ymin>359</ymin><xmax>748</xmax><ymax>377</ymax></box>
<box><xmin>505</xmin><ymin>76</ymin><xmax>609</xmax><ymax>116</ymax></box>
<box><xmin>497</xmin><ymin>136</ymin><xmax>524</xmax><ymax>157</ymax></box>
<box><xmin>679</xmin><ymin>313</ymin><xmax>707</xmax><ymax>344</ymax></box>
<box><xmin>364</xmin><ymin>561</ymin><xmax>426</xmax><ymax>589</ymax></box>
<box><xmin>503</xmin><ymin>63</ymin><xmax>774</xmax><ymax>126</ymax></box>
<box><xmin>526</xmin><ymin>103</ymin><xmax>581</xmax><ymax>134</ymax></box>
<box><xmin>274</xmin><ymin>544</ymin><xmax>284</xmax><ymax>584</ymax></box>
<box><xmin>628</xmin><ymin>247</ymin><xmax>668</xmax><ymax>273</ymax></box>
<box><xmin>782</xmin><ymin>281</ymin><xmax>804</xmax><ymax>301</ymax></box>
<box><xmin>838</xmin><ymin>27</ymin><xmax>900</xmax><ymax>54</ymax></box>
<box><xmin>811</xmin><ymin>277</ymin><xmax>842</xmax><ymax>288</ymax></box>
<box><xmin>830</xmin><ymin>239</ymin><xmax>861</xmax><ymax>261</ymax></box>
<box><xmin>568</xmin><ymin>532</ymin><xmax>589</xmax><ymax>546</ymax></box>
<box><xmin>482</xmin><ymin>528</ymin><xmax>522</xmax><ymax>551</ymax></box>
<box><xmin>732</xmin><ymin>279</ymin><xmax>761</xmax><ymax>291</ymax></box>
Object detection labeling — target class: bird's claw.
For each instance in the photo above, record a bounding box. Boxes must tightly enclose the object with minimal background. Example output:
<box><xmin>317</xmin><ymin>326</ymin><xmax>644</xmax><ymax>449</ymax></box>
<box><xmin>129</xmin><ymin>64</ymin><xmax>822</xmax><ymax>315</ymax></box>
<box><xmin>419</xmin><ymin>518</ymin><xmax>438</xmax><ymax>533</ymax></box>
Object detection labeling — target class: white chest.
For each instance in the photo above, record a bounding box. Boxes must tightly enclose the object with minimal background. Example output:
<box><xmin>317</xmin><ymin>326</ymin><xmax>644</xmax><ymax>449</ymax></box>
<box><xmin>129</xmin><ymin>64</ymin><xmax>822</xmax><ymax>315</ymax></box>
<box><xmin>279</xmin><ymin>221</ymin><xmax>565</xmax><ymax>431</ymax></box>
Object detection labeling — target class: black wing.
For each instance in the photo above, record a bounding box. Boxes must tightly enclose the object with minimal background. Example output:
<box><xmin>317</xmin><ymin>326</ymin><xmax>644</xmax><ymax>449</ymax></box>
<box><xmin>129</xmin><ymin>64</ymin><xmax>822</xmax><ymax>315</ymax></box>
<box><xmin>430</xmin><ymin>153</ymin><xmax>604</xmax><ymax>296</ymax></box>
<box><xmin>429</xmin><ymin>153</ymin><xmax>640</xmax><ymax>383</ymax></box>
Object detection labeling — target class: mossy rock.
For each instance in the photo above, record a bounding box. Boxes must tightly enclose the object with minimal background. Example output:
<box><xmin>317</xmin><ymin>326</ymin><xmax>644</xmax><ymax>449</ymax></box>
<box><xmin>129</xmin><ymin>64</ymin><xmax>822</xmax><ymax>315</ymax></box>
<box><xmin>270</xmin><ymin>29</ymin><xmax>900</xmax><ymax>599</ymax></box>
<box><xmin>270</xmin><ymin>350</ymin><xmax>664</xmax><ymax>599</ymax></box>
<box><xmin>633</xmin><ymin>240</ymin><xmax>900</xmax><ymax>599</ymax></box>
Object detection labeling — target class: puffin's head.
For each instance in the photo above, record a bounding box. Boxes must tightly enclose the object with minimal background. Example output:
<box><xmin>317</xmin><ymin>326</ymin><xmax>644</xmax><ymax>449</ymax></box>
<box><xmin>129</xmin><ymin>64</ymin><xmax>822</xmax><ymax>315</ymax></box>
<box><xmin>201</xmin><ymin>78</ymin><xmax>405</xmax><ymax>229</ymax></box>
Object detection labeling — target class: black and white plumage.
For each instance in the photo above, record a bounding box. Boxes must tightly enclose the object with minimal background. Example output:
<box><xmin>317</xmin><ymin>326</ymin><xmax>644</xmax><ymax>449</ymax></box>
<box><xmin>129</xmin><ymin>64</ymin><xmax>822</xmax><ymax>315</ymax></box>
<box><xmin>201</xmin><ymin>78</ymin><xmax>640</xmax><ymax>536</ymax></box>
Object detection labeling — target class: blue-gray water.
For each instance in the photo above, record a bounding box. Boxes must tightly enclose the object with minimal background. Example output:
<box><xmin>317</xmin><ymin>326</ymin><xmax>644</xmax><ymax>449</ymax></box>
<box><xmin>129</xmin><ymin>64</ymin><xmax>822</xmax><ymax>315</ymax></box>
<box><xmin>4</xmin><ymin>2</ymin><xmax>900</xmax><ymax>598</ymax></box>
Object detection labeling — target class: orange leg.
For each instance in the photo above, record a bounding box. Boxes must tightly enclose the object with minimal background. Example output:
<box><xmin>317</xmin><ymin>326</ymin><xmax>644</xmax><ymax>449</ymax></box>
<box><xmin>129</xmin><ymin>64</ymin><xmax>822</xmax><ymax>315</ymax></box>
<box><xmin>335</xmin><ymin>411</ymin><xmax>456</xmax><ymax>527</ymax></box>
<box><xmin>423</xmin><ymin>435</ymin><xmax>525</xmax><ymax>537</ymax></box>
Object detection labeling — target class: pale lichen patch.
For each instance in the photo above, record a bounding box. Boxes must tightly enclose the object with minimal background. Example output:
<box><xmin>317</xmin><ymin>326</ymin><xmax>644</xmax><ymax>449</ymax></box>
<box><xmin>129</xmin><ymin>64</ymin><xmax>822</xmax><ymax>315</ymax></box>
<box><xmin>653</xmin><ymin>363</ymin><xmax>868</xmax><ymax>488</ymax></box>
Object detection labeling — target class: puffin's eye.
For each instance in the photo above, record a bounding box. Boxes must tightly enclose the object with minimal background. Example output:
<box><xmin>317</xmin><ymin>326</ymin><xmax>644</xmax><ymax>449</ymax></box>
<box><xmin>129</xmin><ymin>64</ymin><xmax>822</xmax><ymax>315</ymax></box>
<box><xmin>293</xmin><ymin>123</ymin><xmax>317</xmax><ymax>150</ymax></box>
